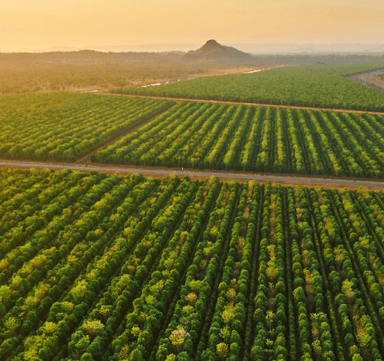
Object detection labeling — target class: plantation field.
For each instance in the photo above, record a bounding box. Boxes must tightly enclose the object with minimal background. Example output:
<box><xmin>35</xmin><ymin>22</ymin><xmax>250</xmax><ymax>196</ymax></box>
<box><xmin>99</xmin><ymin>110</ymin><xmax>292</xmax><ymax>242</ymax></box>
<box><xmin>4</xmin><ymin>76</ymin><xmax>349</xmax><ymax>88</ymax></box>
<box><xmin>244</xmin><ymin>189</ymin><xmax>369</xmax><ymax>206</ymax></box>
<box><xmin>93</xmin><ymin>101</ymin><xmax>384</xmax><ymax>178</ymax></box>
<box><xmin>113</xmin><ymin>63</ymin><xmax>384</xmax><ymax>111</ymax></box>
<box><xmin>2</xmin><ymin>168</ymin><xmax>384</xmax><ymax>360</ymax></box>
<box><xmin>0</xmin><ymin>93</ymin><xmax>174</xmax><ymax>162</ymax></box>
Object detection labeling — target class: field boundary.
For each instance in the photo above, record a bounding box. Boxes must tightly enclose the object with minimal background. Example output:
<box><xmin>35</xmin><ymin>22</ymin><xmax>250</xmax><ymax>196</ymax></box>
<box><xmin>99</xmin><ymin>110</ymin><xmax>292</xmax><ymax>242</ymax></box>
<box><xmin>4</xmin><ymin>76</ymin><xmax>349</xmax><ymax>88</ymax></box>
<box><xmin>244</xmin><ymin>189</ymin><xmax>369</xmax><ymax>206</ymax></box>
<box><xmin>97</xmin><ymin>92</ymin><xmax>384</xmax><ymax>116</ymax></box>
<box><xmin>1</xmin><ymin>160</ymin><xmax>384</xmax><ymax>190</ymax></box>
<box><xmin>75</xmin><ymin>102</ymin><xmax>175</xmax><ymax>163</ymax></box>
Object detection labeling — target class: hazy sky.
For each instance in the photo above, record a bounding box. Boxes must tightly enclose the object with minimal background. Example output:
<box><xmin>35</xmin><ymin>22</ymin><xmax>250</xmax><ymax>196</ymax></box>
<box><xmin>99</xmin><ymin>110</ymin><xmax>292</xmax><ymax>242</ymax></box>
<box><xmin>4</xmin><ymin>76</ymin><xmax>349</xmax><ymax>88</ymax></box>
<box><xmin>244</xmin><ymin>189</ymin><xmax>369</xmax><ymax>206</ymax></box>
<box><xmin>1</xmin><ymin>0</ymin><xmax>384</xmax><ymax>52</ymax></box>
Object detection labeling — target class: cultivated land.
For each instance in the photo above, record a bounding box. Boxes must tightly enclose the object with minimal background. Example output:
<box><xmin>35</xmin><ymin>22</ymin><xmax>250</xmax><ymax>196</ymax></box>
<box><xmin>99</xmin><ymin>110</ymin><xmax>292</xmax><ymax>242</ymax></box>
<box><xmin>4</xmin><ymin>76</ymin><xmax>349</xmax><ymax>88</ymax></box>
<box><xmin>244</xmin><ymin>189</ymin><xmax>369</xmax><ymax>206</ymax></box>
<box><xmin>92</xmin><ymin>101</ymin><xmax>384</xmax><ymax>178</ymax></box>
<box><xmin>99</xmin><ymin>92</ymin><xmax>384</xmax><ymax>116</ymax></box>
<box><xmin>114</xmin><ymin>63</ymin><xmax>384</xmax><ymax>112</ymax></box>
<box><xmin>4</xmin><ymin>55</ymin><xmax>384</xmax><ymax>361</ymax></box>
<box><xmin>2</xmin><ymin>168</ymin><xmax>384</xmax><ymax>361</ymax></box>
<box><xmin>0</xmin><ymin>44</ymin><xmax>266</xmax><ymax>95</ymax></box>
<box><xmin>0</xmin><ymin>93</ymin><xmax>174</xmax><ymax>162</ymax></box>
<box><xmin>3</xmin><ymin>160</ymin><xmax>384</xmax><ymax>191</ymax></box>
<box><xmin>3</xmin><ymin>93</ymin><xmax>384</xmax><ymax>179</ymax></box>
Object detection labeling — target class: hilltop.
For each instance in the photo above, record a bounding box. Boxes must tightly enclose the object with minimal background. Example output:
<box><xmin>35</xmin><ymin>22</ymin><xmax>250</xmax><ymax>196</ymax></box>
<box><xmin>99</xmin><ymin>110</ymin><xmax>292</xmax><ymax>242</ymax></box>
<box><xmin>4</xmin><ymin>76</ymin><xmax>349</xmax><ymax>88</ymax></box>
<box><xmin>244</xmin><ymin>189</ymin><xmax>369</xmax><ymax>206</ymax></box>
<box><xmin>185</xmin><ymin>39</ymin><xmax>254</xmax><ymax>62</ymax></box>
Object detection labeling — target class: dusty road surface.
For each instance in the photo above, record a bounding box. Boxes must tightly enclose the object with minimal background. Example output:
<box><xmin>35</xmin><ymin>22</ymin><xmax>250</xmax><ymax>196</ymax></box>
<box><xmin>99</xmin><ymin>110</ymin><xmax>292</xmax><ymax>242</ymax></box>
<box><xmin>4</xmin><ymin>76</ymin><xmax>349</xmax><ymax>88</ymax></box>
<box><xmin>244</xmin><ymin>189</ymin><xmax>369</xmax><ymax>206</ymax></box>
<box><xmin>2</xmin><ymin>160</ymin><xmax>384</xmax><ymax>191</ymax></box>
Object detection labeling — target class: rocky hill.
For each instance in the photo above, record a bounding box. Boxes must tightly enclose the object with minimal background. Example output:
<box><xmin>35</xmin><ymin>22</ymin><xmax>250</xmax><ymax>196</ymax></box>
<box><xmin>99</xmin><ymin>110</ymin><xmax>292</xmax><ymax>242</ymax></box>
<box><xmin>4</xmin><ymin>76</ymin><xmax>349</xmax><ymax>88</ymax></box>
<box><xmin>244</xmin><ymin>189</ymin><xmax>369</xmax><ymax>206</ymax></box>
<box><xmin>185</xmin><ymin>39</ymin><xmax>254</xmax><ymax>62</ymax></box>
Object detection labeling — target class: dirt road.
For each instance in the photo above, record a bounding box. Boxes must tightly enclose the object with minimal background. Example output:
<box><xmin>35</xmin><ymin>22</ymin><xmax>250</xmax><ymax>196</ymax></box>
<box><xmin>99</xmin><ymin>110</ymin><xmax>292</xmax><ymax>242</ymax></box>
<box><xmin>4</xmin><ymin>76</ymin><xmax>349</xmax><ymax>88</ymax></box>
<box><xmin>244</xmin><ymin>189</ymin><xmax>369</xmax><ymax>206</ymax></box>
<box><xmin>2</xmin><ymin>160</ymin><xmax>384</xmax><ymax>191</ymax></box>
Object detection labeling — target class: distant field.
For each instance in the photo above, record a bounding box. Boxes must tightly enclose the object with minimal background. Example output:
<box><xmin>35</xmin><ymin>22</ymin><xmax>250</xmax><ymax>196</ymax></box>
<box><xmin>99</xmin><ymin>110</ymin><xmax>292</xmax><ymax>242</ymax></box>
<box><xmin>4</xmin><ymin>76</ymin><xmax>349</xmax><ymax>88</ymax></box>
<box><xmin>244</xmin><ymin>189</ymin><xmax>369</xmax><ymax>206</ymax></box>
<box><xmin>93</xmin><ymin>101</ymin><xmax>384</xmax><ymax>178</ymax></box>
<box><xmin>2</xmin><ymin>168</ymin><xmax>384</xmax><ymax>360</ymax></box>
<box><xmin>113</xmin><ymin>63</ymin><xmax>384</xmax><ymax>111</ymax></box>
<box><xmin>0</xmin><ymin>93</ymin><xmax>174</xmax><ymax>162</ymax></box>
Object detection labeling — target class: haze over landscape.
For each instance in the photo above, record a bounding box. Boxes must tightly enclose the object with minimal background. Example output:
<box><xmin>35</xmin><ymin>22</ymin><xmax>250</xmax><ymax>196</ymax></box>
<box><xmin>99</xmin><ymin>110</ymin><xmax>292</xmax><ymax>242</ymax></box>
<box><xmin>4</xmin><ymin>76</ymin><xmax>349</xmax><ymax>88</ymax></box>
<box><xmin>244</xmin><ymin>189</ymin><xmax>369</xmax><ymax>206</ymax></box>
<box><xmin>4</xmin><ymin>1</ymin><xmax>384</xmax><ymax>361</ymax></box>
<box><xmin>1</xmin><ymin>0</ymin><xmax>384</xmax><ymax>53</ymax></box>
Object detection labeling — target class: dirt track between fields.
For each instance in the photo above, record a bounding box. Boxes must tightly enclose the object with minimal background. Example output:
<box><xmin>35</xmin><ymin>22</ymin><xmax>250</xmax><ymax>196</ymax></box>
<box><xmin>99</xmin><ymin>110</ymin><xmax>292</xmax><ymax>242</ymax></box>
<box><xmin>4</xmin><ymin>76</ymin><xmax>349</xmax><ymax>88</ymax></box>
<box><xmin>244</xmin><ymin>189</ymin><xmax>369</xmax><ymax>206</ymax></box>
<box><xmin>2</xmin><ymin>160</ymin><xmax>384</xmax><ymax>191</ymax></box>
<box><xmin>76</xmin><ymin>105</ymin><xmax>174</xmax><ymax>163</ymax></box>
<box><xmin>97</xmin><ymin>93</ymin><xmax>384</xmax><ymax>116</ymax></box>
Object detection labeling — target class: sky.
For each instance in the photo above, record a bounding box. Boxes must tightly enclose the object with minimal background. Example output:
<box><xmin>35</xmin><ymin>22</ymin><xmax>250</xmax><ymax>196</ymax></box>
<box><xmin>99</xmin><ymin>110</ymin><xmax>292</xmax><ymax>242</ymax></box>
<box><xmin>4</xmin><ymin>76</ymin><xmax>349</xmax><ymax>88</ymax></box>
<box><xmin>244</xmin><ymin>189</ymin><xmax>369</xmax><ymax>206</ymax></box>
<box><xmin>1</xmin><ymin>0</ymin><xmax>384</xmax><ymax>52</ymax></box>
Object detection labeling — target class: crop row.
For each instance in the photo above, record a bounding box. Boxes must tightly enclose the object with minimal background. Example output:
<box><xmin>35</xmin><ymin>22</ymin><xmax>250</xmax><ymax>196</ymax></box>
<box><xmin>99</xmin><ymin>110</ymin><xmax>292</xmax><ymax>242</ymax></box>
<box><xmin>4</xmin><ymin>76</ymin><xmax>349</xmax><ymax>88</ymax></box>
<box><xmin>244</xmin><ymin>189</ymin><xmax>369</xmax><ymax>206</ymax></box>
<box><xmin>2</xmin><ymin>168</ymin><xmax>384</xmax><ymax>360</ymax></box>
<box><xmin>112</xmin><ymin>63</ymin><xmax>384</xmax><ymax>112</ymax></box>
<box><xmin>0</xmin><ymin>93</ymin><xmax>174</xmax><ymax>162</ymax></box>
<box><xmin>93</xmin><ymin>101</ymin><xmax>384</xmax><ymax>178</ymax></box>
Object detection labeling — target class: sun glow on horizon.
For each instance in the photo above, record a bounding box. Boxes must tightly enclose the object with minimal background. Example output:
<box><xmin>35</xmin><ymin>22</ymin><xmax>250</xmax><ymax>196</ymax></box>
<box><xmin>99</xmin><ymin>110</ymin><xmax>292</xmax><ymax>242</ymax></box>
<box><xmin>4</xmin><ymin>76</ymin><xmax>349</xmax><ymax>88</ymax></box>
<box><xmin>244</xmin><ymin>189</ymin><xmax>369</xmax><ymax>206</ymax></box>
<box><xmin>1</xmin><ymin>0</ymin><xmax>384</xmax><ymax>52</ymax></box>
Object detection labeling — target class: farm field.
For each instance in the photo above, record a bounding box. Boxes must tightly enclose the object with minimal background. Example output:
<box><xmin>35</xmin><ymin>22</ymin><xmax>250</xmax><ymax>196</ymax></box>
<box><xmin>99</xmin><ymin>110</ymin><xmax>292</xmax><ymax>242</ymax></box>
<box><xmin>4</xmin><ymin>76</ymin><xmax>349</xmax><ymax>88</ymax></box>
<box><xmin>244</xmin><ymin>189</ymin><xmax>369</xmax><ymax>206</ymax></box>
<box><xmin>2</xmin><ymin>168</ymin><xmax>384</xmax><ymax>360</ymax></box>
<box><xmin>113</xmin><ymin>63</ymin><xmax>384</xmax><ymax>112</ymax></box>
<box><xmin>0</xmin><ymin>93</ymin><xmax>174</xmax><ymax>162</ymax></box>
<box><xmin>92</xmin><ymin>101</ymin><xmax>384</xmax><ymax>178</ymax></box>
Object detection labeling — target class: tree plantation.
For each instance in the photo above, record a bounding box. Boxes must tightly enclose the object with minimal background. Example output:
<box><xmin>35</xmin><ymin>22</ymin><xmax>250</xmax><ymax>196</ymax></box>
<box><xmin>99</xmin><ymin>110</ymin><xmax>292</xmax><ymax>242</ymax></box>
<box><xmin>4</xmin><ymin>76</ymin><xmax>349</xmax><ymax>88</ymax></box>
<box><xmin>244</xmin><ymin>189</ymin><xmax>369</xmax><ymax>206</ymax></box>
<box><xmin>112</xmin><ymin>63</ymin><xmax>384</xmax><ymax>112</ymax></box>
<box><xmin>93</xmin><ymin>101</ymin><xmax>384</xmax><ymax>178</ymax></box>
<box><xmin>0</xmin><ymin>94</ymin><xmax>174</xmax><ymax>162</ymax></box>
<box><xmin>2</xmin><ymin>168</ymin><xmax>384</xmax><ymax>360</ymax></box>
<box><xmin>4</xmin><ymin>93</ymin><xmax>384</xmax><ymax>180</ymax></box>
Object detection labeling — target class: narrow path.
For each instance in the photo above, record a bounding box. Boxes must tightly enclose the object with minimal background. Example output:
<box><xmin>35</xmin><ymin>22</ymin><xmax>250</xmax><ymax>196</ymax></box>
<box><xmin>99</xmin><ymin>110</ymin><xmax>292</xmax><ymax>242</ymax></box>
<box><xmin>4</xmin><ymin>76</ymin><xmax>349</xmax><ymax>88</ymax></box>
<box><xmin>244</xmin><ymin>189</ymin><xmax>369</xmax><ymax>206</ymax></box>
<box><xmin>76</xmin><ymin>120</ymin><xmax>155</xmax><ymax>163</ymax></box>
<box><xmin>2</xmin><ymin>160</ymin><xmax>384</xmax><ymax>190</ymax></box>
<box><xmin>345</xmin><ymin>74</ymin><xmax>384</xmax><ymax>95</ymax></box>
<box><xmin>343</xmin><ymin>67</ymin><xmax>384</xmax><ymax>95</ymax></box>
<box><xmin>76</xmin><ymin>103</ymin><xmax>175</xmax><ymax>163</ymax></box>
<box><xmin>98</xmin><ymin>93</ymin><xmax>384</xmax><ymax>116</ymax></box>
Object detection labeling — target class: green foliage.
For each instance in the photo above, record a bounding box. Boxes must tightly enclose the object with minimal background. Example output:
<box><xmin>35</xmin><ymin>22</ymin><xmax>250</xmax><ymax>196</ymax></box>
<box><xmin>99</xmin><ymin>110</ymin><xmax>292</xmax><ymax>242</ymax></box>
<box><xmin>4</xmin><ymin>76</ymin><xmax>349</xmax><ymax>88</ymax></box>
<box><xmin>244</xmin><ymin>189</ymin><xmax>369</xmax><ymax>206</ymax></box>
<box><xmin>93</xmin><ymin>101</ymin><xmax>384</xmax><ymax>179</ymax></box>
<box><xmin>114</xmin><ymin>63</ymin><xmax>384</xmax><ymax>111</ymax></box>
<box><xmin>2</xmin><ymin>168</ymin><xmax>384</xmax><ymax>361</ymax></box>
<box><xmin>216</xmin><ymin>343</ymin><xmax>229</xmax><ymax>358</ymax></box>
<box><xmin>0</xmin><ymin>93</ymin><xmax>174</xmax><ymax>161</ymax></box>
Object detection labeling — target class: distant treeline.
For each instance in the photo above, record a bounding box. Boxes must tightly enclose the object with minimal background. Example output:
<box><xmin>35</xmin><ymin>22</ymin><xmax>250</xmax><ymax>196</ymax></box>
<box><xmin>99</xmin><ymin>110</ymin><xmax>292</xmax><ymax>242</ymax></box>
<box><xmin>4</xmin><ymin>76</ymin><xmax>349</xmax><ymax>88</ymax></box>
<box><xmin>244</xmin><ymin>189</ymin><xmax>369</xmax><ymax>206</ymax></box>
<box><xmin>115</xmin><ymin>63</ymin><xmax>384</xmax><ymax>112</ymax></box>
<box><xmin>0</xmin><ymin>49</ymin><xmax>258</xmax><ymax>94</ymax></box>
<box><xmin>2</xmin><ymin>49</ymin><xmax>384</xmax><ymax>95</ymax></box>
<box><xmin>254</xmin><ymin>53</ymin><xmax>384</xmax><ymax>65</ymax></box>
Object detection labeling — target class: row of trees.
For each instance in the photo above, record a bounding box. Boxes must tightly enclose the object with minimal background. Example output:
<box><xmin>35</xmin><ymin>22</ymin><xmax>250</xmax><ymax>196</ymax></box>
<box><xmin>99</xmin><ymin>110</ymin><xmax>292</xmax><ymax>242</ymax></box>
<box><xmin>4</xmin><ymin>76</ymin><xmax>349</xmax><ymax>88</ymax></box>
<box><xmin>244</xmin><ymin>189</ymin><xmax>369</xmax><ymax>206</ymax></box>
<box><xmin>4</xmin><ymin>168</ymin><xmax>384</xmax><ymax>359</ymax></box>
<box><xmin>94</xmin><ymin>102</ymin><xmax>384</xmax><ymax>178</ymax></box>
<box><xmin>0</xmin><ymin>168</ymin><xmax>77</xmax><ymax>239</ymax></box>
<box><xmin>251</xmin><ymin>184</ymin><xmax>288</xmax><ymax>360</ymax></box>
<box><xmin>0</xmin><ymin>172</ymin><xmax>145</xmax><ymax>357</ymax></box>
<box><xmin>65</xmin><ymin>177</ymin><xmax>200</xmax><ymax>361</ymax></box>
<box><xmin>113</xmin><ymin>63</ymin><xmax>384</xmax><ymax>111</ymax></box>
<box><xmin>0</xmin><ymin>171</ymin><xmax>106</xmax><ymax>281</ymax></box>
<box><xmin>200</xmin><ymin>181</ymin><xmax>259</xmax><ymax>361</ymax></box>
<box><xmin>0</xmin><ymin>93</ymin><xmax>174</xmax><ymax>162</ymax></box>
<box><xmin>289</xmin><ymin>186</ymin><xmax>337</xmax><ymax>360</ymax></box>
<box><xmin>0</xmin><ymin>175</ymin><xmax>193</xmax><ymax>360</ymax></box>
<box><xmin>113</xmin><ymin>181</ymin><xmax>235</xmax><ymax>360</ymax></box>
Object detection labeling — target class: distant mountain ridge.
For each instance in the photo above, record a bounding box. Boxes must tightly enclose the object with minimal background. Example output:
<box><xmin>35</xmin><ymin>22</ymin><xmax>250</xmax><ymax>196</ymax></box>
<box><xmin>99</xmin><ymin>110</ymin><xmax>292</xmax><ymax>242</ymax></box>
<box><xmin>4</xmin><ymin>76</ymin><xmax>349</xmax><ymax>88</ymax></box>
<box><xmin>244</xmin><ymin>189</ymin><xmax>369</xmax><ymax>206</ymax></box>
<box><xmin>1</xmin><ymin>40</ymin><xmax>256</xmax><ymax>66</ymax></box>
<box><xmin>8</xmin><ymin>41</ymin><xmax>384</xmax><ymax>55</ymax></box>
<box><xmin>185</xmin><ymin>39</ymin><xmax>254</xmax><ymax>62</ymax></box>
